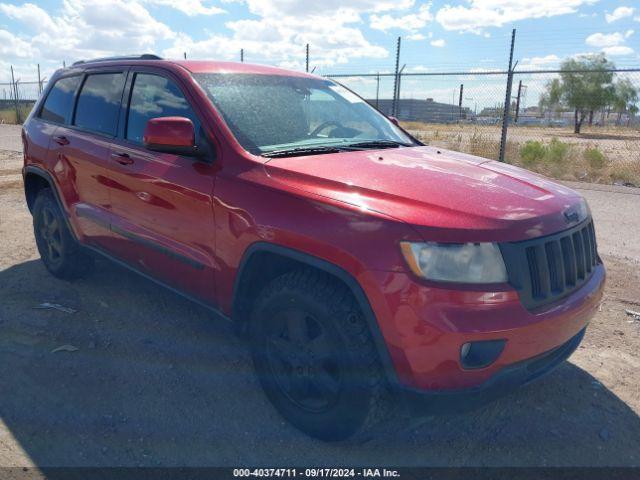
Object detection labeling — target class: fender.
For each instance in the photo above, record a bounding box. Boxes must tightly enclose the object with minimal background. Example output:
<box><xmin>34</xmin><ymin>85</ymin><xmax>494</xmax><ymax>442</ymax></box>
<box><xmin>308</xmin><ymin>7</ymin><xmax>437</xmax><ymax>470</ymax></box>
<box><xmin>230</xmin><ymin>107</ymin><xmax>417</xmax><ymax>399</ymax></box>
<box><xmin>233</xmin><ymin>241</ymin><xmax>403</xmax><ymax>390</ymax></box>
<box><xmin>23</xmin><ymin>165</ymin><xmax>80</xmax><ymax>241</ymax></box>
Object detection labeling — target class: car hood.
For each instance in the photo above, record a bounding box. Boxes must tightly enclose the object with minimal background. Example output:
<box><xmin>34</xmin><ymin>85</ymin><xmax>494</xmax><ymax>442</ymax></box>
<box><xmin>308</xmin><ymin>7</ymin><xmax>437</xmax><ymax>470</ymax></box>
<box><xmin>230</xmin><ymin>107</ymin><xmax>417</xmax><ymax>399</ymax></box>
<box><xmin>264</xmin><ymin>146</ymin><xmax>586</xmax><ymax>242</ymax></box>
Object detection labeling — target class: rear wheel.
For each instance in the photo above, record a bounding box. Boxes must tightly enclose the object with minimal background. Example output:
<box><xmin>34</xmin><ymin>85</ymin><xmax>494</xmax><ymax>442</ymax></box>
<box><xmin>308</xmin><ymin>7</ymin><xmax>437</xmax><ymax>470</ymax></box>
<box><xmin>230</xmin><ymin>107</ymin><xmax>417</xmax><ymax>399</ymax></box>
<box><xmin>250</xmin><ymin>269</ymin><xmax>391</xmax><ymax>441</ymax></box>
<box><xmin>33</xmin><ymin>188</ymin><xmax>94</xmax><ymax>280</ymax></box>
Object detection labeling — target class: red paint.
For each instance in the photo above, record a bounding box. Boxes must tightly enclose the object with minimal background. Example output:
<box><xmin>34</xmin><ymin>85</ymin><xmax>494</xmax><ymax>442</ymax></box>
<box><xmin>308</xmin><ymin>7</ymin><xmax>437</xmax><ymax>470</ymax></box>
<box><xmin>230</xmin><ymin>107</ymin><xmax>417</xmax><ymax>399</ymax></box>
<box><xmin>143</xmin><ymin>116</ymin><xmax>195</xmax><ymax>148</ymax></box>
<box><xmin>22</xmin><ymin>58</ymin><xmax>606</xmax><ymax>394</ymax></box>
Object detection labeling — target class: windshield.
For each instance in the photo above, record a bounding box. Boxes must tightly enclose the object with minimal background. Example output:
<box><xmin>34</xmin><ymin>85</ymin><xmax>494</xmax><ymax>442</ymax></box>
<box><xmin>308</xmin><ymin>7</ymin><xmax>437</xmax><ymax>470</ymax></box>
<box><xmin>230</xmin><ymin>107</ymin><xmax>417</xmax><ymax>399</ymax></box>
<box><xmin>193</xmin><ymin>73</ymin><xmax>415</xmax><ymax>156</ymax></box>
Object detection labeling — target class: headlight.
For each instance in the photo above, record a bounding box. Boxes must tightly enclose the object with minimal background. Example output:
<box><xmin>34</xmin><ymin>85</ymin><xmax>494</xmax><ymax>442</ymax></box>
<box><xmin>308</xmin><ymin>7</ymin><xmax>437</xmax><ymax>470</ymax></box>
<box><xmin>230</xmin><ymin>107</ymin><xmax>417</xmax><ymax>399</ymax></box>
<box><xmin>400</xmin><ymin>241</ymin><xmax>508</xmax><ymax>284</ymax></box>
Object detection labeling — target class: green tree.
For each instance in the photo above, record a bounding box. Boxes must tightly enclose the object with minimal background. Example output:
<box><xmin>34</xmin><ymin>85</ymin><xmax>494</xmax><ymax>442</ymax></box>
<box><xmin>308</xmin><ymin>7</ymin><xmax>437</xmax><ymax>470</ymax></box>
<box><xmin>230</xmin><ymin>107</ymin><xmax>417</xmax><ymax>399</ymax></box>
<box><xmin>612</xmin><ymin>78</ymin><xmax>639</xmax><ymax>125</ymax></box>
<box><xmin>539</xmin><ymin>78</ymin><xmax>562</xmax><ymax>121</ymax></box>
<box><xmin>542</xmin><ymin>54</ymin><xmax>615</xmax><ymax>133</ymax></box>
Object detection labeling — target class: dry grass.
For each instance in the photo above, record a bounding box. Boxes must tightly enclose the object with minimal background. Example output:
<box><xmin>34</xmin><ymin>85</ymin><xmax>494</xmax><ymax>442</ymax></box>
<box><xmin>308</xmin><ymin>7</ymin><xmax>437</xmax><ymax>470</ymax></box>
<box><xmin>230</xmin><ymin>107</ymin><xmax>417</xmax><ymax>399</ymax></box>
<box><xmin>403</xmin><ymin>121</ymin><xmax>640</xmax><ymax>187</ymax></box>
<box><xmin>0</xmin><ymin>107</ymin><xmax>32</xmax><ymax>124</ymax></box>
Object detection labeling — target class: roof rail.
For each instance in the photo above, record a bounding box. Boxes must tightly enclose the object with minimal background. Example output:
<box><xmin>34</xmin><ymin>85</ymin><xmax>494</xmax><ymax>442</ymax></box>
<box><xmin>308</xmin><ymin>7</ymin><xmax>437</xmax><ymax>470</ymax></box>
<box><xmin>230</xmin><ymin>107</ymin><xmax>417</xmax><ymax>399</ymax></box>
<box><xmin>72</xmin><ymin>54</ymin><xmax>162</xmax><ymax>67</ymax></box>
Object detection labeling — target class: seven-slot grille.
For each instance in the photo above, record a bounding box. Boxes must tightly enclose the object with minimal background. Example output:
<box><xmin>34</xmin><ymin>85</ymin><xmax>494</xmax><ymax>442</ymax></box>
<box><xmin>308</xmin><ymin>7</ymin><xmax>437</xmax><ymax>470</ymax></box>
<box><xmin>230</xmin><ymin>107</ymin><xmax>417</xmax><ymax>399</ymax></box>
<box><xmin>499</xmin><ymin>218</ymin><xmax>600</xmax><ymax>310</ymax></box>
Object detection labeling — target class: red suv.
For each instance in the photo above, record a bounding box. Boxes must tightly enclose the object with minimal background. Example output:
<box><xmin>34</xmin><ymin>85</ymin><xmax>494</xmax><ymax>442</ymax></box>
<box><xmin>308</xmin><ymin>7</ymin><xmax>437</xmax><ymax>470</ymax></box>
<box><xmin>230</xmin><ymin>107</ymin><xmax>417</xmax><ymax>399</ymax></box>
<box><xmin>22</xmin><ymin>55</ymin><xmax>605</xmax><ymax>441</ymax></box>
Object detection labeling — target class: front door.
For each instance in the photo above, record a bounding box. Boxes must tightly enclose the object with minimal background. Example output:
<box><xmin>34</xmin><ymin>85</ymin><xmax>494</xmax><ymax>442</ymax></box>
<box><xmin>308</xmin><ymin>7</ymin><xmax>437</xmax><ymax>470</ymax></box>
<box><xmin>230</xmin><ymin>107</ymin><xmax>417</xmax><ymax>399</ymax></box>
<box><xmin>107</xmin><ymin>70</ymin><xmax>218</xmax><ymax>303</ymax></box>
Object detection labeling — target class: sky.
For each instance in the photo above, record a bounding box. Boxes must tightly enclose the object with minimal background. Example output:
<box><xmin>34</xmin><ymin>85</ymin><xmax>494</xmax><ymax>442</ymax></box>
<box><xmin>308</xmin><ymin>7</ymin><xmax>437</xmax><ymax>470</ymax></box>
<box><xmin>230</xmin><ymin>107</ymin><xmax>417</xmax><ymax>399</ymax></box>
<box><xmin>0</xmin><ymin>0</ymin><xmax>639</xmax><ymax>108</ymax></box>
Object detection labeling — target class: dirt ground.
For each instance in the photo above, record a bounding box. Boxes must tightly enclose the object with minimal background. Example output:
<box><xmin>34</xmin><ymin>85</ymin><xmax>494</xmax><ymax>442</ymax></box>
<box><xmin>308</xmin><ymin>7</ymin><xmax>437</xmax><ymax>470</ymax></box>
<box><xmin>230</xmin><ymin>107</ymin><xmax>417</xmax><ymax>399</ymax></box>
<box><xmin>1</xmin><ymin>146</ymin><xmax>640</xmax><ymax>467</ymax></box>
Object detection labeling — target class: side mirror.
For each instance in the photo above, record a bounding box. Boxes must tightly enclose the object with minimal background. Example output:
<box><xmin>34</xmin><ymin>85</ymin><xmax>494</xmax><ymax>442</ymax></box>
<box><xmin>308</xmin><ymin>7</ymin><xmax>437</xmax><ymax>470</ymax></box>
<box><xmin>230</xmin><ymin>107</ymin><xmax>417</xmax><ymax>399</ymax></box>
<box><xmin>143</xmin><ymin>117</ymin><xmax>198</xmax><ymax>156</ymax></box>
<box><xmin>388</xmin><ymin>116</ymin><xmax>400</xmax><ymax>126</ymax></box>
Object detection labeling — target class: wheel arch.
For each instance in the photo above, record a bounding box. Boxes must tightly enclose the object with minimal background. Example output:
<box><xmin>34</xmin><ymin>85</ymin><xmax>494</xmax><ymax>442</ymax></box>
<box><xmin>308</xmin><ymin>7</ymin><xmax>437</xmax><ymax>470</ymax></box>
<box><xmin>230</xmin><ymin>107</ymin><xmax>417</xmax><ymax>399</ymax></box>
<box><xmin>232</xmin><ymin>241</ymin><xmax>401</xmax><ymax>388</ymax></box>
<box><xmin>23</xmin><ymin>166</ymin><xmax>78</xmax><ymax>240</ymax></box>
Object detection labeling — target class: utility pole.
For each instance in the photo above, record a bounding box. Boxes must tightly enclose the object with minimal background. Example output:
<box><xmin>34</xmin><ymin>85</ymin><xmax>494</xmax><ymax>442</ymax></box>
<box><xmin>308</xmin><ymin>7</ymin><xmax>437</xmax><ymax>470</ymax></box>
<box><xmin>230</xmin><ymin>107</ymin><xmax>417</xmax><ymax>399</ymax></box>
<box><xmin>391</xmin><ymin>36</ymin><xmax>401</xmax><ymax>117</ymax></box>
<box><xmin>498</xmin><ymin>28</ymin><xmax>516</xmax><ymax>162</ymax></box>
<box><xmin>10</xmin><ymin>65</ymin><xmax>20</xmax><ymax>124</ymax></box>
<box><xmin>240</xmin><ymin>48</ymin><xmax>244</xmax><ymax>63</ymax></box>
<box><xmin>458</xmin><ymin>83</ymin><xmax>464</xmax><ymax>121</ymax></box>
<box><xmin>305</xmin><ymin>43</ymin><xmax>309</xmax><ymax>73</ymax></box>
<box><xmin>514</xmin><ymin>80</ymin><xmax>523</xmax><ymax>123</ymax></box>
<box><xmin>37</xmin><ymin>63</ymin><xmax>42</xmax><ymax>95</ymax></box>
<box><xmin>183</xmin><ymin>52</ymin><xmax>187</xmax><ymax>59</ymax></box>
<box><xmin>375</xmin><ymin>72</ymin><xmax>380</xmax><ymax>109</ymax></box>
<box><xmin>396</xmin><ymin>64</ymin><xmax>406</xmax><ymax>116</ymax></box>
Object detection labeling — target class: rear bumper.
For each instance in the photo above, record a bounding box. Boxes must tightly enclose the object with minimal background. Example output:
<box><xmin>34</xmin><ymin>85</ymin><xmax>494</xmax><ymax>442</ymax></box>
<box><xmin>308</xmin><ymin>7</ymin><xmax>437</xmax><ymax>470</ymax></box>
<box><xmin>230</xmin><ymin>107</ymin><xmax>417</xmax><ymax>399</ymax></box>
<box><xmin>399</xmin><ymin>326</ymin><xmax>585</xmax><ymax>415</ymax></box>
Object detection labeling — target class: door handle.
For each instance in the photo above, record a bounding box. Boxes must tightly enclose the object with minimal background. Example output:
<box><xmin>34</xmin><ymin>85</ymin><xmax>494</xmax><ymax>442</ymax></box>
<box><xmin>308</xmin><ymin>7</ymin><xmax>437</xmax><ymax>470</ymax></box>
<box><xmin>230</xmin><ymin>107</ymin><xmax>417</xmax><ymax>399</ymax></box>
<box><xmin>111</xmin><ymin>152</ymin><xmax>134</xmax><ymax>165</ymax></box>
<box><xmin>53</xmin><ymin>135</ymin><xmax>69</xmax><ymax>146</ymax></box>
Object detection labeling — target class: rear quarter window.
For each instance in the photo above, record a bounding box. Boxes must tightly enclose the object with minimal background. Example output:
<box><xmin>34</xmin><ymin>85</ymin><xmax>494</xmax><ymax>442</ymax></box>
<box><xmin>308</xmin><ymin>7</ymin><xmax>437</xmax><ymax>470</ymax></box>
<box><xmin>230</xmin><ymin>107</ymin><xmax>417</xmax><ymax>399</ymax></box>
<box><xmin>74</xmin><ymin>73</ymin><xmax>126</xmax><ymax>136</ymax></box>
<box><xmin>39</xmin><ymin>76</ymin><xmax>82</xmax><ymax>124</ymax></box>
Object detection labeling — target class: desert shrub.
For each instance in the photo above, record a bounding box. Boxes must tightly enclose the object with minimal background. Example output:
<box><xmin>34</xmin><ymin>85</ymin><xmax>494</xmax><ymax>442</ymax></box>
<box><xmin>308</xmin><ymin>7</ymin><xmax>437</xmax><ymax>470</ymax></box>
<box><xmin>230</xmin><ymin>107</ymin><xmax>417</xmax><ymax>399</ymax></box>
<box><xmin>519</xmin><ymin>141</ymin><xmax>546</xmax><ymax>167</ymax></box>
<box><xmin>584</xmin><ymin>147</ymin><xmax>607</xmax><ymax>170</ymax></box>
<box><xmin>609</xmin><ymin>160</ymin><xmax>640</xmax><ymax>187</ymax></box>
<box><xmin>546</xmin><ymin>138</ymin><xmax>570</xmax><ymax>164</ymax></box>
<box><xmin>468</xmin><ymin>129</ymin><xmax>495</xmax><ymax>159</ymax></box>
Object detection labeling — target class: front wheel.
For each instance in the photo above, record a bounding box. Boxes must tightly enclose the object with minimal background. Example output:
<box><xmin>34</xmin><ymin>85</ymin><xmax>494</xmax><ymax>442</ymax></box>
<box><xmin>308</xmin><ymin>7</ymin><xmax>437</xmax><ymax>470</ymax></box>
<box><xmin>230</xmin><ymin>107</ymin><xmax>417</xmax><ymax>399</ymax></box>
<box><xmin>250</xmin><ymin>269</ymin><xmax>391</xmax><ymax>441</ymax></box>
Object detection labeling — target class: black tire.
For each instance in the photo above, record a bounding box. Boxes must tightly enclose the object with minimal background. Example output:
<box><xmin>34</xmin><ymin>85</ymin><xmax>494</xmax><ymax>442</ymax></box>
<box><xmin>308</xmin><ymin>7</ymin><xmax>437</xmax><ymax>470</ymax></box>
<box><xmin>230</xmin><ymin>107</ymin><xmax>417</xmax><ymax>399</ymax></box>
<box><xmin>250</xmin><ymin>269</ymin><xmax>391</xmax><ymax>441</ymax></box>
<box><xmin>33</xmin><ymin>188</ymin><xmax>94</xmax><ymax>280</ymax></box>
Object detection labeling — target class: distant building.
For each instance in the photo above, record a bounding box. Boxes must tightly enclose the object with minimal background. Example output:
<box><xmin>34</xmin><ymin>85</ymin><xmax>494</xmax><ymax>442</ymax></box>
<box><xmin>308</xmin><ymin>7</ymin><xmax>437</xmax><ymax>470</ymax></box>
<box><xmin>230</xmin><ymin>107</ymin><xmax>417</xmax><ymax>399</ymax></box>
<box><xmin>523</xmin><ymin>106</ymin><xmax>541</xmax><ymax>116</ymax></box>
<box><xmin>368</xmin><ymin>98</ymin><xmax>474</xmax><ymax>123</ymax></box>
<box><xmin>478</xmin><ymin>106</ymin><xmax>503</xmax><ymax>118</ymax></box>
<box><xmin>0</xmin><ymin>99</ymin><xmax>35</xmax><ymax>110</ymax></box>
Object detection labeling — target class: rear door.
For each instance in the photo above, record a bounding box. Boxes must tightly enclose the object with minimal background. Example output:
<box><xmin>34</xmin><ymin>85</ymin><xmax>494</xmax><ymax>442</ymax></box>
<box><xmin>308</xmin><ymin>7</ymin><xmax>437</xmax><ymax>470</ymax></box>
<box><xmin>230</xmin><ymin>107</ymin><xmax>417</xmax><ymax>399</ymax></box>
<box><xmin>48</xmin><ymin>69</ymin><xmax>127</xmax><ymax>248</ymax></box>
<box><xmin>107</xmin><ymin>68</ymin><xmax>218</xmax><ymax>303</ymax></box>
<box><xmin>25</xmin><ymin>74</ymin><xmax>82</xmax><ymax>181</ymax></box>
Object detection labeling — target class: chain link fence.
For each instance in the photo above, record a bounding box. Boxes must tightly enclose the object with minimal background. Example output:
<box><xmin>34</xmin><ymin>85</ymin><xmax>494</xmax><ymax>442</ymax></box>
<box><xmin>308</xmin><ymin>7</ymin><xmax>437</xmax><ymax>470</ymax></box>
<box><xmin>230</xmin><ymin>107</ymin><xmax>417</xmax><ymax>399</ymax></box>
<box><xmin>330</xmin><ymin>68</ymin><xmax>640</xmax><ymax>187</ymax></box>
<box><xmin>505</xmin><ymin>70</ymin><xmax>640</xmax><ymax>185</ymax></box>
<box><xmin>2</xmin><ymin>56</ymin><xmax>639</xmax><ymax>185</ymax></box>
<box><xmin>0</xmin><ymin>79</ymin><xmax>43</xmax><ymax>124</ymax></box>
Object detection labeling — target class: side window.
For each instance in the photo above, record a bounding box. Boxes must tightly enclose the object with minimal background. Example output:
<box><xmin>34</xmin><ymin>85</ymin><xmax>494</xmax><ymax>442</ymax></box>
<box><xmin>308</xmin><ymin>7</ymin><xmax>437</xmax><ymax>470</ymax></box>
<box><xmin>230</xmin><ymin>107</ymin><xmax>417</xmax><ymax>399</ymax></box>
<box><xmin>74</xmin><ymin>73</ymin><xmax>126</xmax><ymax>136</ymax></box>
<box><xmin>39</xmin><ymin>76</ymin><xmax>82</xmax><ymax>124</ymax></box>
<box><xmin>127</xmin><ymin>73</ymin><xmax>200</xmax><ymax>144</ymax></box>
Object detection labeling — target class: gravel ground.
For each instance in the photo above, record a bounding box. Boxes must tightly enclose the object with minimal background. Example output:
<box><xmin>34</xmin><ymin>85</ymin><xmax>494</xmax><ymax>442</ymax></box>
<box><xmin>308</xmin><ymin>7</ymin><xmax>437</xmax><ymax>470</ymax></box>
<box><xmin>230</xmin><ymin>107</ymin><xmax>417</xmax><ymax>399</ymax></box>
<box><xmin>0</xmin><ymin>125</ymin><xmax>23</xmax><ymax>152</ymax></box>
<box><xmin>1</xmin><ymin>146</ymin><xmax>640</xmax><ymax>468</ymax></box>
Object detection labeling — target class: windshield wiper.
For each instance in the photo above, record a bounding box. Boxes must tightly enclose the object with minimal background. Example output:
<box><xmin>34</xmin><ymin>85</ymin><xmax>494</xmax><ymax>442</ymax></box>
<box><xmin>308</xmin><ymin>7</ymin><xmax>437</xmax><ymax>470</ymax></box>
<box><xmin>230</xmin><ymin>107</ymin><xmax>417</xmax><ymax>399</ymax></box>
<box><xmin>262</xmin><ymin>146</ymin><xmax>345</xmax><ymax>158</ymax></box>
<box><xmin>341</xmin><ymin>140</ymin><xmax>413</xmax><ymax>150</ymax></box>
<box><xmin>262</xmin><ymin>140</ymin><xmax>414</xmax><ymax>158</ymax></box>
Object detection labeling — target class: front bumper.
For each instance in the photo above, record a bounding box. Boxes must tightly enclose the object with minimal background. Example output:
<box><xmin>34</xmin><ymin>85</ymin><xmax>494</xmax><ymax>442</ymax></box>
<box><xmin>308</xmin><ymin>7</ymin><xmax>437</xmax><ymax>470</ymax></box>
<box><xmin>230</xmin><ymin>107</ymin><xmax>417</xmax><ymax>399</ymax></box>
<box><xmin>358</xmin><ymin>263</ymin><xmax>605</xmax><ymax>393</ymax></box>
<box><xmin>400</xmin><ymin>326</ymin><xmax>585</xmax><ymax>415</ymax></box>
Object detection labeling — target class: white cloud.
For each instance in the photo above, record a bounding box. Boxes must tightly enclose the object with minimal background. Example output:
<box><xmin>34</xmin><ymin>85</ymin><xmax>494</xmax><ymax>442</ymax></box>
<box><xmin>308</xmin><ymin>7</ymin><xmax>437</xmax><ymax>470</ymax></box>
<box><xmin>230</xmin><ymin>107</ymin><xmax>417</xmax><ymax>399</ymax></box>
<box><xmin>0</xmin><ymin>29</ymin><xmax>36</xmax><ymax>58</ymax></box>
<box><xmin>601</xmin><ymin>45</ymin><xmax>634</xmax><ymax>56</ymax></box>
<box><xmin>584</xmin><ymin>31</ymin><xmax>635</xmax><ymax>57</ymax></box>
<box><xmin>407</xmin><ymin>33</ymin><xmax>426</xmax><ymax>40</ymax></box>
<box><xmin>143</xmin><ymin>0</ymin><xmax>225</xmax><ymax>15</ymax></box>
<box><xmin>519</xmin><ymin>54</ymin><xmax>561</xmax><ymax>69</ymax></box>
<box><xmin>435</xmin><ymin>0</ymin><xmax>598</xmax><ymax>33</ymax></box>
<box><xmin>164</xmin><ymin>0</ymin><xmax>407</xmax><ymax>68</ymax></box>
<box><xmin>585</xmin><ymin>32</ymin><xmax>625</xmax><ymax>48</ymax></box>
<box><xmin>244</xmin><ymin>0</ymin><xmax>415</xmax><ymax>18</ymax></box>
<box><xmin>430</xmin><ymin>38</ymin><xmax>445</xmax><ymax>47</ymax></box>
<box><xmin>0</xmin><ymin>0</ymin><xmax>175</xmax><ymax>63</ymax></box>
<box><xmin>605</xmin><ymin>6</ymin><xmax>634</xmax><ymax>23</ymax></box>
<box><xmin>165</xmin><ymin>11</ymin><xmax>388</xmax><ymax>68</ymax></box>
<box><xmin>369</xmin><ymin>3</ymin><xmax>432</xmax><ymax>32</ymax></box>
<box><xmin>0</xmin><ymin>3</ymin><xmax>62</xmax><ymax>33</ymax></box>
